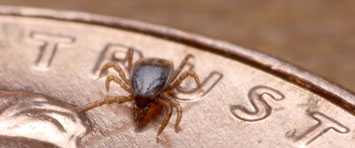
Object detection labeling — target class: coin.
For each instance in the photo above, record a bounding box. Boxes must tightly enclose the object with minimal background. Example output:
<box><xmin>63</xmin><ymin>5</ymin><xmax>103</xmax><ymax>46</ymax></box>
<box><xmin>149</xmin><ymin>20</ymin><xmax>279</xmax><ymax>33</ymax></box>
<box><xmin>0</xmin><ymin>6</ymin><xmax>354</xmax><ymax>148</ymax></box>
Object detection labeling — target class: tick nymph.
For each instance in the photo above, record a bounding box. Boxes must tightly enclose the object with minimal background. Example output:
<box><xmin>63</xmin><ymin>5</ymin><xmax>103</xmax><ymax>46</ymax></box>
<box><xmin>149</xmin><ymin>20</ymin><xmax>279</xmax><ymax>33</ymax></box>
<box><xmin>80</xmin><ymin>48</ymin><xmax>209</xmax><ymax>140</ymax></box>
<box><xmin>131</xmin><ymin>59</ymin><xmax>173</xmax><ymax>109</ymax></box>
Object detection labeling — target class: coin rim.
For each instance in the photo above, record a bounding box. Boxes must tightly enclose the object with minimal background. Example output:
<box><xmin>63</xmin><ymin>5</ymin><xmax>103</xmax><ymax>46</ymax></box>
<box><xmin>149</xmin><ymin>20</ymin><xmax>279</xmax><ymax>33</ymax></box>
<box><xmin>0</xmin><ymin>5</ymin><xmax>353</xmax><ymax>115</ymax></box>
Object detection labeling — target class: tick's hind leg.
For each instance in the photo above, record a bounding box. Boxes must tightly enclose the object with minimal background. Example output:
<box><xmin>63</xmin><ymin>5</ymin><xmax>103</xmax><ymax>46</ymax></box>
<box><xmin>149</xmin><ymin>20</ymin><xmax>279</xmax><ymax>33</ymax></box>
<box><xmin>156</xmin><ymin>99</ymin><xmax>173</xmax><ymax>141</ymax></box>
<box><xmin>79</xmin><ymin>96</ymin><xmax>132</xmax><ymax>112</ymax></box>
<box><xmin>171</xmin><ymin>98</ymin><xmax>182</xmax><ymax>132</ymax></box>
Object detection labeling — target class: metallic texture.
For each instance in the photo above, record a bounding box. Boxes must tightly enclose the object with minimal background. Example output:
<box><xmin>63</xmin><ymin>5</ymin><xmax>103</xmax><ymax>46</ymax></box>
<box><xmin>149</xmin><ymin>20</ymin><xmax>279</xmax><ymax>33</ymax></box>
<box><xmin>0</xmin><ymin>6</ymin><xmax>353</xmax><ymax>148</ymax></box>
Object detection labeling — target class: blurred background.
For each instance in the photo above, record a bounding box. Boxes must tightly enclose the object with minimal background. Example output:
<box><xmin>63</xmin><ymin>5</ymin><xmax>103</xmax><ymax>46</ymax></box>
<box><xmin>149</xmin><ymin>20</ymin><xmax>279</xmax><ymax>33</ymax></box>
<box><xmin>1</xmin><ymin>0</ymin><xmax>354</xmax><ymax>91</ymax></box>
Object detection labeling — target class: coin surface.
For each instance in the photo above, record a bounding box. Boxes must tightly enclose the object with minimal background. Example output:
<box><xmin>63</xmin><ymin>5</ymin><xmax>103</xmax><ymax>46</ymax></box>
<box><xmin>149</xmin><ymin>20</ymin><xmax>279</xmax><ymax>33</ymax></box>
<box><xmin>0</xmin><ymin>6</ymin><xmax>354</xmax><ymax>148</ymax></box>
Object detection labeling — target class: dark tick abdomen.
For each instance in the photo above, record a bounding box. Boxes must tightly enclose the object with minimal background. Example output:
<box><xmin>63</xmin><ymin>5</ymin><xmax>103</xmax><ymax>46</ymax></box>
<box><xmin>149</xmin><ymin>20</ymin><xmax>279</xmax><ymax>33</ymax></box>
<box><xmin>131</xmin><ymin>59</ymin><xmax>173</xmax><ymax>108</ymax></box>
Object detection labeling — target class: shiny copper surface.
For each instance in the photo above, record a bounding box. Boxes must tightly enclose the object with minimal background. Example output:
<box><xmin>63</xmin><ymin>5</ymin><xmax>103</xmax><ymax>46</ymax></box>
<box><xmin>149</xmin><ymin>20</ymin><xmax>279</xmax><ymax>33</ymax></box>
<box><xmin>0</xmin><ymin>6</ymin><xmax>353</xmax><ymax>148</ymax></box>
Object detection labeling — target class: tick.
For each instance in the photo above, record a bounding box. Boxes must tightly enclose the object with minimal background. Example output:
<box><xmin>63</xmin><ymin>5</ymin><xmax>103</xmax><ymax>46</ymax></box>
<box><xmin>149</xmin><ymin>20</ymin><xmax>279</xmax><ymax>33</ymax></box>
<box><xmin>80</xmin><ymin>48</ymin><xmax>214</xmax><ymax>140</ymax></box>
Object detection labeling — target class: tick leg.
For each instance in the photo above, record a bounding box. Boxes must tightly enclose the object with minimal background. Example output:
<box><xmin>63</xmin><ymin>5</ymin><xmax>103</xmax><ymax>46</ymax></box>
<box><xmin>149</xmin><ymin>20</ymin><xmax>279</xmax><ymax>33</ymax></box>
<box><xmin>156</xmin><ymin>99</ymin><xmax>173</xmax><ymax>140</ymax></box>
<box><xmin>106</xmin><ymin>75</ymin><xmax>132</xmax><ymax>92</ymax></box>
<box><xmin>79</xmin><ymin>96</ymin><xmax>132</xmax><ymax>112</ymax></box>
<box><xmin>164</xmin><ymin>95</ymin><xmax>183</xmax><ymax>132</ymax></box>
<box><xmin>99</xmin><ymin>63</ymin><xmax>129</xmax><ymax>84</ymax></box>
<box><xmin>168</xmin><ymin>71</ymin><xmax>202</xmax><ymax>92</ymax></box>
<box><xmin>170</xmin><ymin>54</ymin><xmax>195</xmax><ymax>82</ymax></box>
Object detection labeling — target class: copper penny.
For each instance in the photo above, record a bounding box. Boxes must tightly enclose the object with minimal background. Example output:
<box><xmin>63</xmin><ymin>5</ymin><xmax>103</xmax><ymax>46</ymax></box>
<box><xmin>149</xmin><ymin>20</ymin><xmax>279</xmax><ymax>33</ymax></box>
<box><xmin>0</xmin><ymin>6</ymin><xmax>354</xmax><ymax>148</ymax></box>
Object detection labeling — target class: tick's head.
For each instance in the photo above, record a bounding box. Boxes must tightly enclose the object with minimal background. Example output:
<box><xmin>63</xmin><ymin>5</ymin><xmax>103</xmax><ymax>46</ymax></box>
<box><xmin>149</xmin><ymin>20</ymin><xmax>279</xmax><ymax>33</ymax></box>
<box><xmin>133</xmin><ymin>101</ymin><xmax>163</xmax><ymax>130</ymax></box>
<box><xmin>134</xmin><ymin>96</ymin><xmax>154</xmax><ymax>108</ymax></box>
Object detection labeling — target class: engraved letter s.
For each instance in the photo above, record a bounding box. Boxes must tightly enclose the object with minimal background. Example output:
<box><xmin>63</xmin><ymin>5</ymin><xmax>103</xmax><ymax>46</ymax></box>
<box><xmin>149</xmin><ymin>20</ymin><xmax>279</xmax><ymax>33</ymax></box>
<box><xmin>230</xmin><ymin>85</ymin><xmax>285</xmax><ymax>122</ymax></box>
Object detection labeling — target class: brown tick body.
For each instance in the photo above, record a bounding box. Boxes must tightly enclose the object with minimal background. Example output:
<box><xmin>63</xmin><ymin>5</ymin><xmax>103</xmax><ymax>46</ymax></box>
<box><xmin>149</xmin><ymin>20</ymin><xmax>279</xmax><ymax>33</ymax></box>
<box><xmin>80</xmin><ymin>48</ymin><xmax>205</xmax><ymax>140</ymax></box>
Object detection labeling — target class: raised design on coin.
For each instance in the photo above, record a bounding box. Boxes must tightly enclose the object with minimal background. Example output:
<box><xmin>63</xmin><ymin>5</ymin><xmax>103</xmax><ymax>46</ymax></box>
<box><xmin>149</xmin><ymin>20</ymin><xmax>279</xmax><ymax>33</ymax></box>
<box><xmin>230</xmin><ymin>85</ymin><xmax>285</xmax><ymax>121</ymax></box>
<box><xmin>29</xmin><ymin>31</ymin><xmax>75</xmax><ymax>69</ymax></box>
<box><xmin>0</xmin><ymin>90</ymin><xmax>89</xmax><ymax>148</ymax></box>
<box><xmin>285</xmin><ymin>111</ymin><xmax>350</xmax><ymax>146</ymax></box>
<box><xmin>0</xmin><ymin>10</ymin><xmax>353</xmax><ymax>147</ymax></box>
